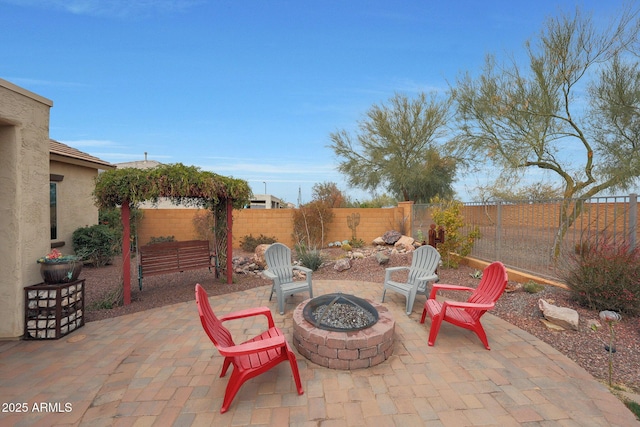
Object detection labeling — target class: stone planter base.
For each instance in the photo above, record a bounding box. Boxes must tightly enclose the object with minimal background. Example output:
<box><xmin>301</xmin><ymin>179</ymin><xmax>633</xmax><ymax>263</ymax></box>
<box><xmin>292</xmin><ymin>298</ymin><xmax>395</xmax><ymax>370</ymax></box>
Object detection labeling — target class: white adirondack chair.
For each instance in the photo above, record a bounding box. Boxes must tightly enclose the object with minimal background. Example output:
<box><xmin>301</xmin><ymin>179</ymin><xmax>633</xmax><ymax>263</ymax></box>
<box><xmin>382</xmin><ymin>244</ymin><xmax>440</xmax><ymax>315</ymax></box>
<box><xmin>263</xmin><ymin>243</ymin><xmax>313</xmax><ymax>314</ymax></box>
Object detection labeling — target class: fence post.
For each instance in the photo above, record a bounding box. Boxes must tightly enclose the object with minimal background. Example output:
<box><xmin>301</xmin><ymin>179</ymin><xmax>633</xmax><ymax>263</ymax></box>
<box><xmin>630</xmin><ymin>193</ymin><xmax>637</xmax><ymax>251</ymax></box>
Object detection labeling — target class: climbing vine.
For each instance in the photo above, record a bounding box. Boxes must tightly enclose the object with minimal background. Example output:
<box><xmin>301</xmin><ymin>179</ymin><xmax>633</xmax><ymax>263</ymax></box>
<box><xmin>93</xmin><ymin>163</ymin><xmax>251</xmax><ymax>209</ymax></box>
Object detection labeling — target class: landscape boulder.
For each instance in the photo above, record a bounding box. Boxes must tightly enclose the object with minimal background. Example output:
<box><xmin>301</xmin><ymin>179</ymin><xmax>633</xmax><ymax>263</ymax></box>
<box><xmin>375</xmin><ymin>252</ymin><xmax>390</xmax><ymax>265</ymax></box>
<box><xmin>382</xmin><ymin>230</ymin><xmax>402</xmax><ymax>245</ymax></box>
<box><xmin>538</xmin><ymin>299</ymin><xmax>579</xmax><ymax>331</ymax></box>
<box><xmin>372</xmin><ymin>236</ymin><xmax>385</xmax><ymax>245</ymax></box>
<box><xmin>394</xmin><ymin>235</ymin><xmax>415</xmax><ymax>251</ymax></box>
<box><xmin>334</xmin><ymin>258</ymin><xmax>351</xmax><ymax>272</ymax></box>
<box><xmin>253</xmin><ymin>244</ymin><xmax>270</xmax><ymax>269</ymax></box>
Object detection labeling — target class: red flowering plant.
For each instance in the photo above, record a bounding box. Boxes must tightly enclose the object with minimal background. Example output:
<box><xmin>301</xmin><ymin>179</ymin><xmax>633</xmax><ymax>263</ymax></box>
<box><xmin>36</xmin><ymin>249</ymin><xmax>79</xmax><ymax>264</ymax></box>
<box><xmin>561</xmin><ymin>235</ymin><xmax>640</xmax><ymax>316</ymax></box>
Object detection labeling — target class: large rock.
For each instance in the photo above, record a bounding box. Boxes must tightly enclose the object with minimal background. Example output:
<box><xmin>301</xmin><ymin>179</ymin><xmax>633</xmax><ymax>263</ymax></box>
<box><xmin>253</xmin><ymin>244</ymin><xmax>270</xmax><ymax>269</ymax></box>
<box><xmin>372</xmin><ymin>236</ymin><xmax>385</xmax><ymax>245</ymax></box>
<box><xmin>538</xmin><ymin>299</ymin><xmax>579</xmax><ymax>331</ymax></box>
<box><xmin>334</xmin><ymin>258</ymin><xmax>351</xmax><ymax>272</ymax></box>
<box><xmin>394</xmin><ymin>235</ymin><xmax>415</xmax><ymax>251</ymax></box>
<box><xmin>375</xmin><ymin>252</ymin><xmax>390</xmax><ymax>265</ymax></box>
<box><xmin>382</xmin><ymin>230</ymin><xmax>402</xmax><ymax>245</ymax></box>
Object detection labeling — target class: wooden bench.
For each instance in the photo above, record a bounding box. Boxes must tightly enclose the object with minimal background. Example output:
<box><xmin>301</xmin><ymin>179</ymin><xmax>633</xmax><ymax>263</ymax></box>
<box><xmin>138</xmin><ymin>240</ymin><xmax>217</xmax><ymax>290</ymax></box>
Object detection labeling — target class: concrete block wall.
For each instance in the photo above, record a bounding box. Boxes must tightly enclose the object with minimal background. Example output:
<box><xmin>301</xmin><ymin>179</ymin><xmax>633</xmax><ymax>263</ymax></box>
<box><xmin>136</xmin><ymin>209</ymin><xmax>201</xmax><ymax>246</ymax></box>
<box><xmin>136</xmin><ymin>206</ymin><xmax>409</xmax><ymax>249</ymax></box>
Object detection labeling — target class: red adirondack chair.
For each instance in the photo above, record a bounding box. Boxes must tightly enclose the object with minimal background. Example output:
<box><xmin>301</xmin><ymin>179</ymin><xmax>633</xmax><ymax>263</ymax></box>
<box><xmin>420</xmin><ymin>262</ymin><xmax>508</xmax><ymax>350</ymax></box>
<box><xmin>195</xmin><ymin>284</ymin><xmax>304</xmax><ymax>413</ymax></box>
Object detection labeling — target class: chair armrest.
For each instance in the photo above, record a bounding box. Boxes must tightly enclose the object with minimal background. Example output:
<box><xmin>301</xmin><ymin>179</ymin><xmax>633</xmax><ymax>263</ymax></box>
<box><xmin>428</xmin><ymin>284</ymin><xmax>475</xmax><ymax>299</ymax></box>
<box><xmin>385</xmin><ymin>266</ymin><xmax>409</xmax><ymax>273</ymax></box>
<box><xmin>262</xmin><ymin>270</ymin><xmax>277</xmax><ymax>280</ymax></box>
<box><xmin>416</xmin><ymin>274</ymin><xmax>438</xmax><ymax>284</ymax></box>
<box><xmin>384</xmin><ymin>266</ymin><xmax>409</xmax><ymax>282</ymax></box>
<box><xmin>220</xmin><ymin>306</ymin><xmax>275</xmax><ymax>328</ymax></box>
<box><xmin>293</xmin><ymin>265</ymin><xmax>312</xmax><ymax>274</ymax></box>
<box><xmin>218</xmin><ymin>335</ymin><xmax>286</xmax><ymax>357</ymax></box>
<box><xmin>442</xmin><ymin>300</ymin><xmax>495</xmax><ymax>311</ymax></box>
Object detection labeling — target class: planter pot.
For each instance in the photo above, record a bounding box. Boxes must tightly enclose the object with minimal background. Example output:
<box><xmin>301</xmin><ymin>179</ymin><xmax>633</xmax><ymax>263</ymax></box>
<box><xmin>39</xmin><ymin>262</ymin><xmax>83</xmax><ymax>284</ymax></box>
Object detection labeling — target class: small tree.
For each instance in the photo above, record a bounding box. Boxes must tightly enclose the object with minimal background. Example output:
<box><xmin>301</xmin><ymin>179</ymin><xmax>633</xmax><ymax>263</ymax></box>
<box><xmin>330</xmin><ymin>92</ymin><xmax>455</xmax><ymax>202</ymax></box>
<box><xmin>451</xmin><ymin>5</ymin><xmax>640</xmax><ymax>259</ymax></box>
<box><xmin>292</xmin><ymin>200</ymin><xmax>334</xmax><ymax>249</ymax></box>
<box><xmin>430</xmin><ymin>196</ymin><xmax>480</xmax><ymax>268</ymax></box>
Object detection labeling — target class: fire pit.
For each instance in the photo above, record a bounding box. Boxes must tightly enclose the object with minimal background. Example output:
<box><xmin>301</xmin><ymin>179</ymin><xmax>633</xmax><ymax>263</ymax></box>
<box><xmin>293</xmin><ymin>294</ymin><xmax>395</xmax><ymax>370</ymax></box>
<box><xmin>302</xmin><ymin>293</ymin><xmax>378</xmax><ymax>332</ymax></box>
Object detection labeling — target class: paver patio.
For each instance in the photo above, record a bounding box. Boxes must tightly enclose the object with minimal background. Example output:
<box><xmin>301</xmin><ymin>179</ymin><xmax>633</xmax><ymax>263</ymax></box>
<box><xmin>1</xmin><ymin>279</ymin><xmax>637</xmax><ymax>426</ymax></box>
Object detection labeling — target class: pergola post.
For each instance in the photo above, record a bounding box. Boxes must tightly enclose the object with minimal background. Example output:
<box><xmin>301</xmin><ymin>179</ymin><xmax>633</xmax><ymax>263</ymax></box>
<box><xmin>121</xmin><ymin>201</ymin><xmax>131</xmax><ymax>305</ymax></box>
<box><xmin>226</xmin><ymin>198</ymin><xmax>233</xmax><ymax>285</ymax></box>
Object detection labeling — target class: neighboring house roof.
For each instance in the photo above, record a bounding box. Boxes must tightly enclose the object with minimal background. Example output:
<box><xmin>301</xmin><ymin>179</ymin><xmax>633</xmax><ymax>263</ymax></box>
<box><xmin>50</xmin><ymin>140</ymin><xmax>116</xmax><ymax>170</ymax></box>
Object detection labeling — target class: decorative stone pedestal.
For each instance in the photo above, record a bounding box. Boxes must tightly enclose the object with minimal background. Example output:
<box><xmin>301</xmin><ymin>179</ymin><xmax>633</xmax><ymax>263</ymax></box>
<box><xmin>292</xmin><ymin>298</ymin><xmax>395</xmax><ymax>370</ymax></box>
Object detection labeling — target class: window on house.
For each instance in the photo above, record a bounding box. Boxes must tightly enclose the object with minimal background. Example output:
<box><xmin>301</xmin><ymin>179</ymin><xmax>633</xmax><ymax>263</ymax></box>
<box><xmin>50</xmin><ymin>182</ymin><xmax>57</xmax><ymax>240</ymax></box>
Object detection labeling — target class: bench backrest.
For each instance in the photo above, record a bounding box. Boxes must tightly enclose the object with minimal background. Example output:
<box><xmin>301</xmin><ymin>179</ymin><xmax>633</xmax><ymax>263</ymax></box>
<box><xmin>140</xmin><ymin>240</ymin><xmax>211</xmax><ymax>276</ymax></box>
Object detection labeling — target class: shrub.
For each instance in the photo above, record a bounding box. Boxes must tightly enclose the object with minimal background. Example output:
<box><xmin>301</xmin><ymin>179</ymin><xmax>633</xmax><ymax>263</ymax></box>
<box><xmin>148</xmin><ymin>236</ymin><xmax>175</xmax><ymax>245</ymax></box>
<box><xmin>99</xmin><ymin>206</ymin><xmax>142</xmax><ymax>252</ymax></box>
<box><xmin>429</xmin><ymin>196</ymin><xmax>481</xmax><ymax>268</ymax></box>
<box><xmin>292</xmin><ymin>200</ymin><xmax>334</xmax><ymax>248</ymax></box>
<box><xmin>295</xmin><ymin>244</ymin><xmax>324</xmax><ymax>271</ymax></box>
<box><xmin>523</xmin><ymin>281</ymin><xmax>544</xmax><ymax>294</ymax></box>
<box><xmin>349</xmin><ymin>238</ymin><xmax>365</xmax><ymax>248</ymax></box>
<box><xmin>239</xmin><ymin>234</ymin><xmax>277</xmax><ymax>252</ymax></box>
<box><xmin>561</xmin><ymin>238</ymin><xmax>640</xmax><ymax>315</ymax></box>
<box><xmin>72</xmin><ymin>224</ymin><xmax>118</xmax><ymax>267</ymax></box>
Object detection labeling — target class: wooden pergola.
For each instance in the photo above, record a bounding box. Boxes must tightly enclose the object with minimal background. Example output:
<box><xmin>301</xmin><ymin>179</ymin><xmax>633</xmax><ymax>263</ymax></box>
<box><xmin>93</xmin><ymin>163</ymin><xmax>251</xmax><ymax>305</ymax></box>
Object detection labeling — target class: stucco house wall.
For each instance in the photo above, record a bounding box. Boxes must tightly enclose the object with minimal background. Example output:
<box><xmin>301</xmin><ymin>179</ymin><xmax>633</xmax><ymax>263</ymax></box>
<box><xmin>0</xmin><ymin>79</ymin><xmax>114</xmax><ymax>340</ymax></box>
<box><xmin>49</xmin><ymin>142</ymin><xmax>114</xmax><ymax>251</ymax></box>
<box><xmin>0</xmin><ymin>79</ymin><xmax>52</xmax><ymax>339</ymax></box>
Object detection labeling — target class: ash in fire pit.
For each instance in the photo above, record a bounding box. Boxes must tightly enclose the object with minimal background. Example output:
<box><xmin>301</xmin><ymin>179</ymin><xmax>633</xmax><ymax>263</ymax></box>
<box><xmin>303</xmin><ymin>293</ymin><xmax>378</xmax><ymax>332</ymax></box>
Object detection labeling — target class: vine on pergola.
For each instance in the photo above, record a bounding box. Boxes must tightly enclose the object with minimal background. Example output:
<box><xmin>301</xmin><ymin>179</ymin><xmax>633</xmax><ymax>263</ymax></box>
<box><xmin>94</xmin><ymin>163</ymin><xmax>252</xmax><ymax>305</ymax></box>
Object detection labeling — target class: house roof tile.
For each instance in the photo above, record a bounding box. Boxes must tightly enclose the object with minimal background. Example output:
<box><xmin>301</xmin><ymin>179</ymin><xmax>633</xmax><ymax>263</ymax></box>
<box><xmin>50</xmin><ymin>140</ymin><xmax>115</xmax><ymax>170</ymax></box>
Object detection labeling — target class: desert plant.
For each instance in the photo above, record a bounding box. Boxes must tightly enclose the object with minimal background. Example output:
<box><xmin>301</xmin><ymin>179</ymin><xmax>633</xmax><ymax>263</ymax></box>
<box><xmin>429</xmin><ymin>196</ymin><xmax>481</xmax><ymax>268</ymax></box>
<box><xmin>523</xmin><ymin>281</ymin><xmax>544</xmax><ymax>294</ymax></box>
<box><xmin>561</xmin><ymin>237</ymin><xmax>640</xmax><ymax>315</ymax></box>
<box><xmin>349</xmin><ymin>238</ymin><xmax>365</xmax><ymax>248</ymax></box>
<box><xmin>72</xmin><ymin>224</ymin><xmax>118</xmax><ymax>267</ymax></box>
<box><xmin>469</xmin><ymin>269</ymin><xmax>482</xmax><ymax>279</ymax></box>
<box><xmin>347</xmin><ymin>213</ymin><xmax>360</xmax><ymax>240</ymax></box>
<box><xmin>239</xmin><ymin>234</ymin><xmax>277</xmax><ymax>252</ymax></box>
<box><xmin>292</xmin><ymin>200</ymin><xmax>334</xmax><ymax>248</ymax></box>
<box><xmin>295</xmin><ymin>244</ymin><xmax>324</xmax><ymax>271</ymax></box>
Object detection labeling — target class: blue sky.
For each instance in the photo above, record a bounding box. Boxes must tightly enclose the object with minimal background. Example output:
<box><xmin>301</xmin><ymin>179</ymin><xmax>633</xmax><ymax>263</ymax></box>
<box><xmin>1</xmin><ymin>0</ymin><xmax>629</xmax><ymax>205</ymax></box>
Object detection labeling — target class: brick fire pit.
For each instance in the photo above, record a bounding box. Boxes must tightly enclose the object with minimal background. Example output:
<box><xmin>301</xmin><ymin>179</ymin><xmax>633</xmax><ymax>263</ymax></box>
<box><xmin>292</xmin><ymin>297</ymin><xmax>395</xmax><ymax>370</ymax></box>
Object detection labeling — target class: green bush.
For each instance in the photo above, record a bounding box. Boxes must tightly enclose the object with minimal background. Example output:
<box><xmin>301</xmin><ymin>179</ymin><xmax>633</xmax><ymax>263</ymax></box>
<box><xmin>72</xmin><ymin>224</ymin><xmax>118</xmax><ymax>267</ymax></box>
<box><xmin>429</xmin><ymin>196</ymin><xmax>480</xmax><ymax>268</ymax></box>
<box><xmin>295</xmin><ymin>244</ymin><xmax>324</xmax><ymax>271</ymax></box>
<box><xmin>148</xmin><ymin>236</ymin><xmax>175</xmax><ymax>245</ymax></box>
<box><xmin>561</xmin><ymin>239</ymin><xmax>640</xmax><ymax>315</ymax></box>
<box><xmin>99</xmin><ymin>206</ymin><xmax>142</xmax><ymax>252</ymax></box>
<box><xmin>349</xmin><ymin>238</ymin><xmax>365</xmax><ymax>248</ymax></box>
<box><xmin>239</xmin><ymin>234</ymin><xmax>277</xmax><ymax>252</ymax></box>
<box><xmin>523</xmin><ymin>281</ymin><xmax>544</xmax><ymax>294</ymax></box>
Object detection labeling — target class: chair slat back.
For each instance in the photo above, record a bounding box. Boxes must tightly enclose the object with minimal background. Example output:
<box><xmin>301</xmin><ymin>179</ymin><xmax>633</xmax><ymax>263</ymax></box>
<box><xmin>265</xmin><ymin>243</ymin><xmax>294</xmax><ymax>283</ymax></box>
<box><xmin>195</xmin><ymin>284</ymin><xmax>235</xmax><ymax>350</ymax></box>
<box><xmin>467</xmin><ymin>262</ymin><xmax>508</xmax><ymax>320</ymax></box>
<box><xmin>407</xmin><ymin>245</ymin><xmax>441</xmax><ymax>285</ymax></box>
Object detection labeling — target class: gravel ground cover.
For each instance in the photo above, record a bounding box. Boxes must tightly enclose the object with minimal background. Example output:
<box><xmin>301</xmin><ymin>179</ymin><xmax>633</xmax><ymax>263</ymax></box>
<box><xmin>82</xmin><ymin>248</ymin><xmax>639</xmax><ymax>394</ymax></box>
